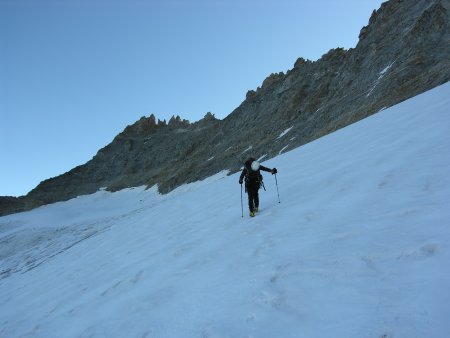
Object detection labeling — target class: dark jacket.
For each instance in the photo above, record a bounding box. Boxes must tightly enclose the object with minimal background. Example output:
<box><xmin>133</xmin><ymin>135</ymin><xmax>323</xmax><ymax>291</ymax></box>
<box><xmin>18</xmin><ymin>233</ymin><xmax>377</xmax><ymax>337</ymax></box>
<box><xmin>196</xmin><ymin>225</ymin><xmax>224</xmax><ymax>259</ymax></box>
<box><xmin>239</xmin><ymin>159</ymin><xmax>272</xmax><ymax>189</ymax></box>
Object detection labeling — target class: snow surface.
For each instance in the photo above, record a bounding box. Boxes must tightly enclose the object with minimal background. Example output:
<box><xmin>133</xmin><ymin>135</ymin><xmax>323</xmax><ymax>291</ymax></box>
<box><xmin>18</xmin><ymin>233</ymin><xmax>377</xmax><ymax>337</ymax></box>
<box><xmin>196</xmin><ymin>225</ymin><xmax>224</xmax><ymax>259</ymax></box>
<box><xmin>367</xmin><ymin>62</ymin><xmax>396</xmax><ymax>97</ymax></box>
<box><xmin>277</xmin><ymin>127</ymin><xmax>293</xmax><ymax>139</ymax></box>
<box><xmin>279</xmin><ymin>144</ymin><xmax>290</xmax><ymax>155</ymax></box>
<box><xmin>379</xmin><ymin>61</ymin><xmax>395</xmax><ymax>79</ymax></box>
<box><xmin>1</xmin><ymin>83</ymin><xmax>450</xmax><ymax>337</ymax></box>
<box><xmin>257</xmin><ymin>154</ymin><xmax>267</xmax><ymax>162</ymax></box>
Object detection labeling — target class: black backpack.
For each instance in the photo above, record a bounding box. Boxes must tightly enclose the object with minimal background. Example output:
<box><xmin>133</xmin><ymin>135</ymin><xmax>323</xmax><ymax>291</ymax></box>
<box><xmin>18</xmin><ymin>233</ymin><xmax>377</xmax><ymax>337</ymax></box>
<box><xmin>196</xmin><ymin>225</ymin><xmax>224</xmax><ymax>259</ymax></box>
<box><xmin>244</xmin><ymin>160</ymin><xmax>264</xmax><ymax>188</ymax></box>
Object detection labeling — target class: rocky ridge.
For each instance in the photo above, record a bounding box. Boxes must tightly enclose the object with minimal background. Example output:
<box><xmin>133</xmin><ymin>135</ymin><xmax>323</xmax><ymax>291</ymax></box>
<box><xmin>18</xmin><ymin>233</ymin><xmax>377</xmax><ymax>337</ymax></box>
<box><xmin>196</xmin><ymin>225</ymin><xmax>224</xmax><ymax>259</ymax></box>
<box><xmin>1</xmin><ymin>0</ymin><xmax>450</xmax><ymax>216</ymax></box>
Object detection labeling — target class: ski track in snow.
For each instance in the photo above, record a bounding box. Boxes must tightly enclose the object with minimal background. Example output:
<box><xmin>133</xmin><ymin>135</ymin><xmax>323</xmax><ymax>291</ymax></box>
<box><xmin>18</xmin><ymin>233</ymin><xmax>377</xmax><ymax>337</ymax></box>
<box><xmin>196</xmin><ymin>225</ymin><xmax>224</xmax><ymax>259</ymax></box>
<box><xmin>1</xmin><ymin>83</ymin><xmax>450</xmax><ymax>337</ymax></box>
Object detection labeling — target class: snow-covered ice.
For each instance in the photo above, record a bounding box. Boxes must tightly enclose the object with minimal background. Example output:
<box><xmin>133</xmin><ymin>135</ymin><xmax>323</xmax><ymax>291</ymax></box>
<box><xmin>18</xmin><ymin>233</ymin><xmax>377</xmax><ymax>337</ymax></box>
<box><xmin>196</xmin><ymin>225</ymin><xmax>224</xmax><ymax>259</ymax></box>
<box><xmin>1</xmin><ymin>82</ymin><xmax>450</xmax><ymax>337</ymax></box>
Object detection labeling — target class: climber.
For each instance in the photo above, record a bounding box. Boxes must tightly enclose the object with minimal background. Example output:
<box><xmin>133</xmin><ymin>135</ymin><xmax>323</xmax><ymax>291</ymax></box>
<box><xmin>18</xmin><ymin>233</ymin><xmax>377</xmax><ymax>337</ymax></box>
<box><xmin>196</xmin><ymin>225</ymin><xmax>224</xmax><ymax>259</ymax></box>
<box><xmin>239</xmin><ymin>157</ymin><xmax>277</xmax><ymax>217</ymax></box>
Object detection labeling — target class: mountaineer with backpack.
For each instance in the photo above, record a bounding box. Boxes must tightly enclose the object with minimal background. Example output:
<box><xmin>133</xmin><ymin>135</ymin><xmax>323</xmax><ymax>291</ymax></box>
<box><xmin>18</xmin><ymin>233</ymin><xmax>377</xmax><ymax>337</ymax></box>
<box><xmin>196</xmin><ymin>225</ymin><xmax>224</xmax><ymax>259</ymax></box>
<box><xmin>239</xmin><ymin>157</ymin><xmax>277</xmax><ymax>217</ymax></box>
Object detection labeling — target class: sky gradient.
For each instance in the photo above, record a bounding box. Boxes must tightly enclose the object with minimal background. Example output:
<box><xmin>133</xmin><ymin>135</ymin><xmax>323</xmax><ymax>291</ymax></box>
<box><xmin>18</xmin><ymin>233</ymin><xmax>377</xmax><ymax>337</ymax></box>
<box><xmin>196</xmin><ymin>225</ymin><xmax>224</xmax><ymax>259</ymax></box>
<box><xmin>1</xmin><ymin>0</ymin><xmax>384</xmax><ymax>197</ymax></box>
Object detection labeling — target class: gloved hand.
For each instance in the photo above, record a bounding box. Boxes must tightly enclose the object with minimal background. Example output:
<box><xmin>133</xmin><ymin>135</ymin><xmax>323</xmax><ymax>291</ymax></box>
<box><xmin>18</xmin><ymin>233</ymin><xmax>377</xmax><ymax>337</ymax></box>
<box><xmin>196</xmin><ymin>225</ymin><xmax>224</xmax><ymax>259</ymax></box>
<box><xmin>272</xmin><ymin>168</ymin><xmax>278</xmax><ymax>174</ymax></box>
<box><xmin>239</xmin><ymin>179</ymin><xmax>243</xmax><ymax>184</ymax></box>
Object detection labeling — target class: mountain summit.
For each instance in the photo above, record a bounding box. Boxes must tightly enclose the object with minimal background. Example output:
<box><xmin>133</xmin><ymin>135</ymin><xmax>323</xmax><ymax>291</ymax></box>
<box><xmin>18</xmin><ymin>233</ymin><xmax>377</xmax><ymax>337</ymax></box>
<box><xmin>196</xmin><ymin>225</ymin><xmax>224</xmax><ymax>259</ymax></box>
<box><xmin>1</xmin><ymin>0</ymin><xmax>449</xmax><ymax>216</ymax></box>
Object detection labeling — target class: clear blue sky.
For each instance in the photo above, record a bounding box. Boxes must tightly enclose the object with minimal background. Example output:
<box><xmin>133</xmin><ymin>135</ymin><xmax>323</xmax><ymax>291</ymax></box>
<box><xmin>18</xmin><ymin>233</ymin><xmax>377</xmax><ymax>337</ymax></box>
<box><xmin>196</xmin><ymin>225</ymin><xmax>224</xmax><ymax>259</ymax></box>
<box><xmin>0</xmin><ymin>0</ymin><xmax>384</xmax><ymax>197</ymax></box>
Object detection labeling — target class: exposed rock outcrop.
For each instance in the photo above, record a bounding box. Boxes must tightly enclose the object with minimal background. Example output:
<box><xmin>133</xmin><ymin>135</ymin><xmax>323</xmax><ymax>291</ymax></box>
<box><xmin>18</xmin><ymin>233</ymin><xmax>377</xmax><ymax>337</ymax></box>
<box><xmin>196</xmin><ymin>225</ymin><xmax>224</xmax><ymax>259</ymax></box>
<box><xmin>2</xmin><ymin>0</ymin><xmax>450</xmax><ymax>216</ymax></box>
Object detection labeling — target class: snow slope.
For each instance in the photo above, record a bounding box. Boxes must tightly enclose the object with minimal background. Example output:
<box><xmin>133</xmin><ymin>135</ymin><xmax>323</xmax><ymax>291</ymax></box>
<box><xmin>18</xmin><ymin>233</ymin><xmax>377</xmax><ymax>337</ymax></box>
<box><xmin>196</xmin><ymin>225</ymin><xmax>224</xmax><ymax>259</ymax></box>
<box><xmin>1</xmin><ymin>82</ymin><xmax>450</xmax><ymax>338</ymax></box>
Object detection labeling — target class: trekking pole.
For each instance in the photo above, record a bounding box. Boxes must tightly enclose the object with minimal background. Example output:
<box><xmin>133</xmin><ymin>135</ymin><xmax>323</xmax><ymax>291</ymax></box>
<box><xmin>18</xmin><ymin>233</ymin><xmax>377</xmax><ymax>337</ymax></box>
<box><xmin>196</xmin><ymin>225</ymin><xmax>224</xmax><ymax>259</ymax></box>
<box><xmin>240</xmin><ymin>183</ymin><xmax>244</xmax><ymax>218</ymax></box>
<box><xmin>274</xmin><ymin>173</ymin><xmax>281</xmax><ymax>203</ymax></box>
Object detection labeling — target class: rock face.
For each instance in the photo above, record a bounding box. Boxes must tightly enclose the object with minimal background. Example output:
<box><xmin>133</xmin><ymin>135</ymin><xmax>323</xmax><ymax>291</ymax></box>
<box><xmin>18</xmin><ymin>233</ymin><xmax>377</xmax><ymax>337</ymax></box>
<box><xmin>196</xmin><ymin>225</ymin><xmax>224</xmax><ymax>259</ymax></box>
<box><xmin>1</xmin><ymin>0</ymin><xmax>450</xmax><ymax>216</ymax></box>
